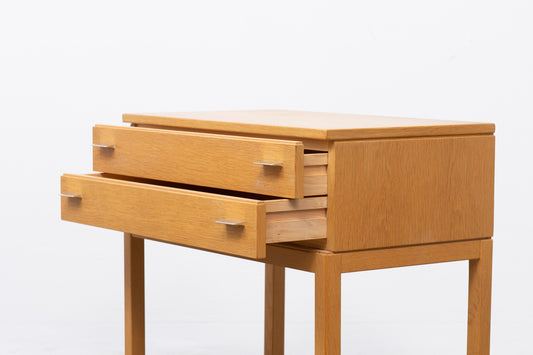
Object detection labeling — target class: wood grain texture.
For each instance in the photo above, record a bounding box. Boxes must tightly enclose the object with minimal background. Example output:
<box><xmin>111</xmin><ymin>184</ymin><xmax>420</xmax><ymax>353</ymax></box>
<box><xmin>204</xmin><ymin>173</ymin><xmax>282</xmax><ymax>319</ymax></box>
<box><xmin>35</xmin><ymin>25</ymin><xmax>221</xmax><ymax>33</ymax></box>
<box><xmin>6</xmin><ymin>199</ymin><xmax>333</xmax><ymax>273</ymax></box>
<box><xmin>301</xmin><ymin>141</ymin><xmax>336</xmax><ymax>250</ymax></box>
<box><xmin>266</xmin><ymin>216</ymin><xmax>326</xmax><ymax>243</ymax></box>
<box><xmin>341</xmin><ymin>240</ymin><xmax>482</xmax><ymax>273</ymax></box>
<box><xmin>132</xmin><ymin>123</ymin><xmax>329</xmax><ymax>151</ymax></box>
<box><xmin>265</xmin><ymin>264</ymin><xmax>285</xmax><ymax>355</ymax></box>
<box><xmin>329</xmin><ymin>135</ymin><xmax>495</xmax><ymax>251</ymax></box>
<box><xmin>61</xmin><ymin>174</ymin><xmax>327</xmax><ymax>259</ymax></box>
<box><xmin>315</xmin><ymin>254</ymin><xmax>341</xmax><ymax>355</ymax></box>
<box><xmin>124</xmin><ymin>234</ymin><xmax>145</xmax><ymax>355</ymax></box>
<box><xmin>61</xmin><ymin>173</ymin><xmax>267</xmax><ymax>259</ymax></box>
<box><xmin>467</xmin><ymin>239</ymin><xmax>493</xmax><ymax>355</ymax></box>
<box><xmin>303</xmin><ymin>153</ymin><xmax>328</xmax><ymax>196</ymax></box>
<box><xmin>304</xmin><ymin>153</ymin><xmax>328</xmax><ymax>165</ymax></box>
<box><xmin>264</xmin><ymin>196</ymin><xmax>327</xmax><ymax>213</ymax></box>
<box><xmin>304</xmin><ymin>175</ymin><xmax>328</xmax><ymax>196</ymax></box>
<box><xmin>123</xmin><ymin>110</ymin><xmax>495</xmax><ymax>141</ymax></box>
<box><xmin>265</xmin><ymin>245</ymin><xmax>331</xmax><ymax>273</ymax></box>
<box><xmin>93</xmin><ymin>125</ymin><xmax>306</xmax><ymax>198</ymax></box>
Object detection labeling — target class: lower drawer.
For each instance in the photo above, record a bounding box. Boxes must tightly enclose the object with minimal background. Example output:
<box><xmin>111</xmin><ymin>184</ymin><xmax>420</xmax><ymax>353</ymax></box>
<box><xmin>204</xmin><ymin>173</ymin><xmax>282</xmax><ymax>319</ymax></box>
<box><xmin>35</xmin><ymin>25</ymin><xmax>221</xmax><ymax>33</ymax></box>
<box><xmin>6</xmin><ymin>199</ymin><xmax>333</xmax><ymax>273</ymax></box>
<box><xmin>61</xmin><ymin>174</ymin><xmax>327</xmax><ymax>259</ymax></box>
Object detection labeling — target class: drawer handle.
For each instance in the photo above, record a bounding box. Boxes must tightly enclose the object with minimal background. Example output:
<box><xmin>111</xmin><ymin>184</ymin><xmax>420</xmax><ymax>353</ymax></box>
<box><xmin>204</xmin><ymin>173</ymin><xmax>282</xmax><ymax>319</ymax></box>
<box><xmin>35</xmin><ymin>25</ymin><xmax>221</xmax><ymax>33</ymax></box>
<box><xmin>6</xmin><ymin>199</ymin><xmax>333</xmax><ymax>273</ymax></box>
<box><xmin>253</xmin><ymin>161</ymin><xmax>283</xmax><ymax>167</ymax></box>
<box><xmin>92</xmin><ymin>143</ymin><xmax>116</xmax><ymax>149</ymax></box>
<box><xmin>60</xmin><ymin>193</ymin><xmax>83</xmax><ymax>199</ymax></box>
<box><xmin>215</xmin><ymin>219</ymin><xmax>245</xmax><ymax>226</ymax></box>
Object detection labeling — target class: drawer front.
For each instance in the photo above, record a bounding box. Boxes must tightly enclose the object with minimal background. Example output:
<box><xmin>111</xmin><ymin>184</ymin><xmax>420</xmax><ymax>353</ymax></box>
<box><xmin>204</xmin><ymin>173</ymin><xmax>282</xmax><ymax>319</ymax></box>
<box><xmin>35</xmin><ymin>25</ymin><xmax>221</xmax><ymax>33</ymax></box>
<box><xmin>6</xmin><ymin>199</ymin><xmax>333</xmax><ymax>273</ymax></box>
<box><xmin>62</xmin><ymin>174</ymin><xmax>266</xmax><ymax>258</ymax></box>
<box><xmin>61</xmin><ymin>174</ymin><xmax>327</xmax><ymax>259</ymax></box>
<box><xmin>93</xmin><ymin>125</ymin><xmax>322</xmax><ymax>198</ymax></box>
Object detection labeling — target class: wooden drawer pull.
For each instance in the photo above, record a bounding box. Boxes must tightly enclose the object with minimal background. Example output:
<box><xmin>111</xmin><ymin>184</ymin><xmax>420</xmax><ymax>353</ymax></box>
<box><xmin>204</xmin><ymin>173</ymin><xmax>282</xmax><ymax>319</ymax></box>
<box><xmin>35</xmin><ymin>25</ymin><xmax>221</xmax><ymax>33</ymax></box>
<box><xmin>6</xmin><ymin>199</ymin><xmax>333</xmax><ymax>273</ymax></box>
<box><xmin>215</xmin><ymin>219</ymin><xmax>245</xmax><ymax>226</ymax></box>
<box><xmin>253</xmin><ymin>161</ymin><xmax>283</xmax><ymax>167</ymax></box>
<box><xmin>92</xmin><ymin>143</ymin><xmax>116</xmax><ymax>149</ymax></box>
<box><xmin>60</xmin><ymin>193</ymin><xmax>83</xmax><ymax>199</ymax></box>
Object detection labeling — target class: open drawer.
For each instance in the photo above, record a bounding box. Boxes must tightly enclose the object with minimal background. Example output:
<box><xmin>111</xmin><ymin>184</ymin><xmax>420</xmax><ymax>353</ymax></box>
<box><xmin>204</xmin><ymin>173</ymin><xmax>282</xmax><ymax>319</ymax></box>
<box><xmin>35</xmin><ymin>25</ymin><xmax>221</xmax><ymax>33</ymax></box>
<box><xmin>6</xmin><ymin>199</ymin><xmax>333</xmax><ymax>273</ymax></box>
<box><xmin>61</xmin><ymin>173</ymin><xmax>327</xmax><ymax>259</ymax></box>
<box><xmin>92</xmin><ymin>125</ymin><xmax>327</xmax><ymax>199</ymax></box>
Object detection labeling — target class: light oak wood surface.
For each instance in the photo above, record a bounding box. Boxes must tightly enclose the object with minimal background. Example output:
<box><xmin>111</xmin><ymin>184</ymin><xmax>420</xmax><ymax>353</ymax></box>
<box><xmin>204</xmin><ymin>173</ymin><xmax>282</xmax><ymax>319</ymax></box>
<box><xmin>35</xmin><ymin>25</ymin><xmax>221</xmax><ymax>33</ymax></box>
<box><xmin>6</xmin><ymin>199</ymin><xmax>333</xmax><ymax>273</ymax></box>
<box><xmin>93</xmin><ymin>125</ymin><xmax>326</xmax><ymax>198</ymax></box>
<box><xmin>266</xmin><ymin>240</ymin><xmax>484</xmax><ymax>273</ymax></box>
<box><xmin>323</xmin><ymin>135</ymin><xmax>495</xmax><ymax>251</ymax></box>
<box><xmin>467</xmin><ymin>239</ymin><xmax>493</xmax><ymax>355</ymax></box>
<box><xmin>265</xmin><ymin>264</ymin><xmax>285</xmax><ymax>355</ymax></box>
<box><xmin>340</xmin><ymin>240</ymin><xmax>482</xmax><ymax>273</ymax></box>
<box><xmin>264</xmin><ymin>196</ymin><xmax>327</xmax><ymax>213</ymax></box>
<box><xmin>61</xmin><ymin>110</ymin><xmax>495</xmax><ymax>355</ymax></box>
<box><xmin>124</xmin><ymin>234</ymin><xmax>144</xmax><ymax>355</ymax></box>
<box><xmin>62</xmin><ymin>173</ymin><xmax>266</xmax><ymax>258</ymax></box>
<box><xmin>315</xmin><ymin>253</ymin><xmax>341</xmax><ymax>355</ymax></box>
<box><xmin>263</xmin><ymin>240</ymin><xmax>492</xmax><ymax>355</ymax></box>
<box><xmin>133</xmin><ymin>123</ymin><xmax>330</xmax><ymax>151</ymax></box>
<box><xmin>61</xmin><ymin>174</ymin><xmax>327</xmax><ymax>259</ymax></box>
<box><xmin>123</xmin><ymin>110</ymin><xmax>495</xmax><ymax>140</ymax></box>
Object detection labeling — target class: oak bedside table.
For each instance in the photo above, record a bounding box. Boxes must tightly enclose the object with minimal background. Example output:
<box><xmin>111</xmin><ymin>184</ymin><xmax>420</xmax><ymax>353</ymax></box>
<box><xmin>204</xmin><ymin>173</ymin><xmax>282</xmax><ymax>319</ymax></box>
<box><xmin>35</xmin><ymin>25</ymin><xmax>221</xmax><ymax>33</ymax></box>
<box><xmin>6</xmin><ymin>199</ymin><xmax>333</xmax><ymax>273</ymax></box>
<box><xmin>60</xmin><ymin>110</ymin><xmax>495</xmax><ymax>355</ymax></box>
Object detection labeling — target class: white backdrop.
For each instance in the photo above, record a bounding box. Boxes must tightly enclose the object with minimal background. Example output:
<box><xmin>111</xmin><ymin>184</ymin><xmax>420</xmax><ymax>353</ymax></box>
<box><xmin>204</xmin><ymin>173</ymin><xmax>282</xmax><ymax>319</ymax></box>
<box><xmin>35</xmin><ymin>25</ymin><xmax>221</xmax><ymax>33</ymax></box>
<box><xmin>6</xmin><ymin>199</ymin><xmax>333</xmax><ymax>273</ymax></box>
<box><xmin>1</xmin><ymin>1</ymin><xmax>532</xmax><ymax>354</ymax></box>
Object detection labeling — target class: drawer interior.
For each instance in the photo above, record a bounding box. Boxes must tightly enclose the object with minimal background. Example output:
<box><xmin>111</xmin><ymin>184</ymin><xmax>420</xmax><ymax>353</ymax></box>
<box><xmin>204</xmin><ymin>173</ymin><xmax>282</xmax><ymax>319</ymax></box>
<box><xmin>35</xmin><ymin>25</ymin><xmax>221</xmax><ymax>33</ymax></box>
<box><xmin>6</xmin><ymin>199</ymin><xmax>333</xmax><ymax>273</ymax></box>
<box><xmin>96</xmin><ymin>173</ymin><xmax>328</xmax><ymax>244</ymax></box>
<box><xmin>93</xmin><ymin>125</ymin><xmax>328</xmax><ymax>198</ymax></box>
<box><xmin>63</xmin><ymin>173</ymin><xmax>327</xmax><ymax>251</ymax></box>
<box><xmin>303</xmin><ymin>152</ymin><xmax>328</xmax><ymax>196</ymax></box>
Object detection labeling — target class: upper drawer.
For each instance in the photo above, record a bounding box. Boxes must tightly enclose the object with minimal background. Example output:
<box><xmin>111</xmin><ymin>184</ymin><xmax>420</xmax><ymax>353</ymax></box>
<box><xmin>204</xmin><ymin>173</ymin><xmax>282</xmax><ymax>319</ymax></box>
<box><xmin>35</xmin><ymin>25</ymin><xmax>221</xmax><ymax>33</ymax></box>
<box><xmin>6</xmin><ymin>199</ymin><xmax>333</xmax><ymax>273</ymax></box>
<box><xmin>93</xmin><ymin>125</ymin><xmax>327</xmax><ymax>199</ymax></box>
<box><xmin>61</xmin><ymin>173</ymin><xmax>327</xmax><ymax>259</ymax></box>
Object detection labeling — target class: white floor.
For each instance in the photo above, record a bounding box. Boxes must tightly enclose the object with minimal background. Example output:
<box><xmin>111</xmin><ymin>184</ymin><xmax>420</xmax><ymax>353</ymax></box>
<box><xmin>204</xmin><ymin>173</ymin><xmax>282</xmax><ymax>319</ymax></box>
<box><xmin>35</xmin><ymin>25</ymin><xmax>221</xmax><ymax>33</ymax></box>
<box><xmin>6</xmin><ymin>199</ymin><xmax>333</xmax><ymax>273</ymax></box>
<box><xmin>2</xmin><ymin>320</ymin><xmax>531</xmax><ymax>354</ymax></box>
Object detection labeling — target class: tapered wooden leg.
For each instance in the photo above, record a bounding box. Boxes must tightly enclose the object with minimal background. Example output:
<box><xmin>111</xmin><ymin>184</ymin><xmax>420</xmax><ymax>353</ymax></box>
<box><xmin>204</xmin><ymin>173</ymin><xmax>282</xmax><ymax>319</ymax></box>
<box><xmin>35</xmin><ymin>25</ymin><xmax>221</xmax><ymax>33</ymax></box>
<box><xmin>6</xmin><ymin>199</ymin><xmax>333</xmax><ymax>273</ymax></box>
<box><xmin>265</xmin><ymin>264</ymin><xmax>285</xmax><ymax>355</ymax></box>
<box><xmin>467</xmin><ymin>239</ymin><xmax>493</xmax><ymax>355</ymax></box>
<box><xmin>315</xmin><ymin>254</ymin><xmax>341</xmax><ymax>355</ymax></box>
<box><xmin>125</xmin><ymin>233</ymin><xmax>145</xmax><ymax>355</ymax></box>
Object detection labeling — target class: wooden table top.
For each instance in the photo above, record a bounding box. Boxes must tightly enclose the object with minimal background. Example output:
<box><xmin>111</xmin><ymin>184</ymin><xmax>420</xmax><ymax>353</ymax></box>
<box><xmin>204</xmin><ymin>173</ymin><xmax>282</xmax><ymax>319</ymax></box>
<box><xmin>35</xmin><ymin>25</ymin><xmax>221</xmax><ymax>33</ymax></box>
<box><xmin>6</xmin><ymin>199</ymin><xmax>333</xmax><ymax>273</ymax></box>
<box><xmin>123</xmin><ymin>110</ymin><xmax>494</xmax><ymax>140</ymax></box>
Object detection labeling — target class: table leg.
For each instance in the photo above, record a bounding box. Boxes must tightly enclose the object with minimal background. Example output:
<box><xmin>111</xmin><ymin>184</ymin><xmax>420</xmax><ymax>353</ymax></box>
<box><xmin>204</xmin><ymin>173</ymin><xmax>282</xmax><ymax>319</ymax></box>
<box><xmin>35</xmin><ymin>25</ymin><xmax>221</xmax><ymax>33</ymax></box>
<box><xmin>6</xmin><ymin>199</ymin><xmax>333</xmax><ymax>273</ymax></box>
<box><xmin>265</xmin><ymin>264</ymin><xmax>285</xmax><ymax>355</ymax></box>
<box><xmin>467</xmin><ymin>239</ymin><xmax>493</xmax><ymax>355</ymax></box>
<box><xmin>315</xmin><ymin>254</ymin><xmax>341</xmax><ymax>355</ymax></box>
<box><xmin>125</xmin><ymin>233</ymin><xmax>145</xmax><ymax>355</ymax></box>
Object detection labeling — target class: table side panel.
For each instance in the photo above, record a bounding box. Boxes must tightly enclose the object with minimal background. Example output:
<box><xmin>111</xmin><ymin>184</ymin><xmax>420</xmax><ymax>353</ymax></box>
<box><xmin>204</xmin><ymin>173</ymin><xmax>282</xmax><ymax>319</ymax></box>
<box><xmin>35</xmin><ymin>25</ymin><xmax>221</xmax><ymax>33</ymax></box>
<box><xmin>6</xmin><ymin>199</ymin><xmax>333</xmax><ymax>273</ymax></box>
<box><xmin>331</xmin><ymin>135</ymin><xmax>495</xmax><ymax>251</ymax></box>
